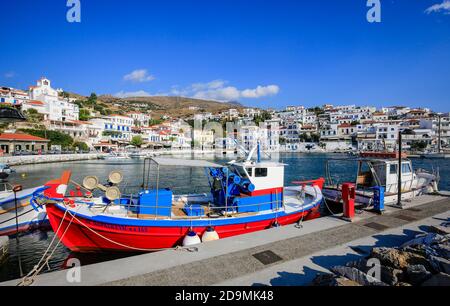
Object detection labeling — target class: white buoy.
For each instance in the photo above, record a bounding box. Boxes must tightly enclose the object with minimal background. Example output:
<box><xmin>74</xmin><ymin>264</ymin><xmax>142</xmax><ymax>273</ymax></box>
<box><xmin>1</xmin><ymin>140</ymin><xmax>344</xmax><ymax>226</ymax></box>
<box><xmin>182</xmin><ymin>230</ymin><xmax>201</xmax><ymax>246</ymax></box>
<box><xmin>201</xmin><ymin>226</ymin><xmax>219</xmax><ymax>242</ymax></box>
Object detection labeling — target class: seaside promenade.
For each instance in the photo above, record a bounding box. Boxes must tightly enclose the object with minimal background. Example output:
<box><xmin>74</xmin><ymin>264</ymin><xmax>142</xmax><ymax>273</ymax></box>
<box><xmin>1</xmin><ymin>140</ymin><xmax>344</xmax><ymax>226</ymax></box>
<box><xmin>0</xmin><ymin>149</ymin><xmax>218</xmax><ymax>166</ymax></box>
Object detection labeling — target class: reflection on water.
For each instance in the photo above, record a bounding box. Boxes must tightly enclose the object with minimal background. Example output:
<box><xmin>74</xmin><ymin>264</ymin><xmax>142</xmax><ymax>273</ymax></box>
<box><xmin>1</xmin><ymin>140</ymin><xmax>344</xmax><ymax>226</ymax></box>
<box><xmin>0</xmin><ymin>153</ymin><xmax>448</xmax><ymax>282</ymax></box>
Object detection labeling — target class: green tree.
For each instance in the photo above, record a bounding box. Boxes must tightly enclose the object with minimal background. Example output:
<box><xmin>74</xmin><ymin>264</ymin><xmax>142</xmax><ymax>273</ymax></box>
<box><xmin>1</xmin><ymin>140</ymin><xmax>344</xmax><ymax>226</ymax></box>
<box><xmin>74</xmin><ymin>99</ymin><xmax>85</xmax><ymax>108</ymax></box>
<box><xmin>19</xmin><ymin>129</ymin><xmax>74</xmax><ymax>149</ymax></box>
<box><xmin>310</xmin><ymin>133</ymin><xmax>320</xmax><ymax>143</ymax></box>
<box><xmin>148</xmin><ymin>119</ymin><xmax>164</xmax><ymax>126</ymax></box>
<box><xmin>130</xmin><ymin>135</ymin><xmax>144</xmax><ymax>147</ymax></box>
<box><xmin>59</xmin><ymin>91</ymin><xmax>70</xmax><ymax>99</ymax></box>
<box><xmin>86</xmin><ymin>93</ymin><xmax>97</xmax><ymax>106</ymax></box>
<box><xmin>25</xmin><ymin>108</ymin><xmax>44</xmax><ymax>123</ymax></box>
<box><xmin>254</xmin><ymin>111</ymin><xmax>272</xmax><ymax>125</ymax></box>
<box><xmin>411</xmin><ymin>140</ymin><xmax>428</xmax><ymax>152</ymax></box>
<box><xmin>73</xmin><ymin>141</ymin><xmax>89</xmax><ymax>151</ymax></box>
<box><xmin>79</xmin><ymin>108</ymin><xmax>91</xmax><ymax>121</ymax></box>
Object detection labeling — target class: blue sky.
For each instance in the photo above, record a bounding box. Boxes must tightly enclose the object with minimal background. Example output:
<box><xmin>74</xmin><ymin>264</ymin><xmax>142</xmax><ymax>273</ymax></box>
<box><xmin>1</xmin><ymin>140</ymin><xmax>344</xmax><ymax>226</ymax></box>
<box><xmin>1</xmin><ymin>0</ymin><xmax>449</xmax><ymax>111</ymax></box>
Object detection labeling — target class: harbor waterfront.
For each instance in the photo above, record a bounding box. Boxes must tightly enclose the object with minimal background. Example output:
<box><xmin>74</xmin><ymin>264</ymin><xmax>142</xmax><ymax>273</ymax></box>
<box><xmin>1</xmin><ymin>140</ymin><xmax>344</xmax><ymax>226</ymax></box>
<box><xmin>0</xmin><ymin>152</ymin><xmax>449</xmax><ymax>282</ymax></box>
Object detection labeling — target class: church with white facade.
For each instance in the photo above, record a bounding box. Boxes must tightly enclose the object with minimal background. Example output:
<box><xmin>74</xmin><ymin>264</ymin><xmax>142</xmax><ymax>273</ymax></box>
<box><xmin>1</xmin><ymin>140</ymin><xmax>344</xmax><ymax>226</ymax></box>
<box><xmin>22</xmin><ymin>77</ymin><xmax>79</xmax><ymax>122</ymax></box>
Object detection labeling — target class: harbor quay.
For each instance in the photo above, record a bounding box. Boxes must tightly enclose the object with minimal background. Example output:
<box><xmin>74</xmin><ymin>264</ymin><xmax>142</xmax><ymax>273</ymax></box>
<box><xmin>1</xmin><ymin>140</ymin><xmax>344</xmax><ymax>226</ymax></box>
<box><xmin>2</xmin><ymin>194</ymin><xmax>447</xmax><ymax>286</ymax></box>
<box><xmin>0</xmin><ymin>153</ymin><xmax>101</xmax><ymax>166</ymax></box>
<box><xmin>0</xmin><ymin>149</ymin><xmax>218</xmax><ymax>166</ymax></box>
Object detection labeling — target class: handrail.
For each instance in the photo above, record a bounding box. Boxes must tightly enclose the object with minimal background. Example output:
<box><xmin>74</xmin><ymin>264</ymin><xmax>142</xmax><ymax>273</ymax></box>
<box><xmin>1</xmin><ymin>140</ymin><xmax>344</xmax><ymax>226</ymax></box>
<box><xmin>52</xmin><ymin>186</ymin><xmax>320</xmax><ymax>220</ymax></box>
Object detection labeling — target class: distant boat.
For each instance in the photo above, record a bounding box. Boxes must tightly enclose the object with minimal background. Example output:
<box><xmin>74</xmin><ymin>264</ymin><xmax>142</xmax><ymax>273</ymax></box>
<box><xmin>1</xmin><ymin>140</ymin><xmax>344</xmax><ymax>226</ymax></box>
<box><xmin>102</xmin><ymin>152</ymin><xmax>130</xmax><ymax>160</ymax></box>
<box><xmin>0</xmin><ymin>184</ymin><xmax>48</xmax><ymax>236</ymax></box>
<box><xmin>420</xmin><ymin>153</ymin><xmax>450</xmax><ymax>159</ymax></box>
<box><xmin>0</xmin><ymin>164</ymin><xmax>15</xmax><ymax>180</ymax></box>
<box><xmin>128</xmin><ymin>150</ymin><xmax>148</xmax><ymax>159</ymax></box>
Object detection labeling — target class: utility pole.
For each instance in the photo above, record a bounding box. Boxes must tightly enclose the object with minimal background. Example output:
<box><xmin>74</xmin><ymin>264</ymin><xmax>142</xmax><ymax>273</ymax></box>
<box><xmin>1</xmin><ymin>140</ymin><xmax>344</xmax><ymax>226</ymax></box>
<box><xmin>397</xmin><ymin>130</ymin><xmax>402</xmax><ymax>207</ymax></box>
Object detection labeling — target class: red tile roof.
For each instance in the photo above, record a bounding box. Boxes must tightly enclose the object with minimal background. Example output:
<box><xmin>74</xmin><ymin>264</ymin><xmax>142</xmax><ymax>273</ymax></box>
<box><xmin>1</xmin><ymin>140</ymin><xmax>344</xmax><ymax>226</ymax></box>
<box><xmin>0</xmin><ymin>133</ymin><xmax>49</xmax><ymax>142</ymax></box>
<box><xmin>338</xmin><ymin>123</ymin><xmax>353</xmax><ymax>128</ymax></box>
<box><xmin>27</xmin><ymin>100</ymin><xmax>45</xmax><ymax>106</ymax></box>
<box><xmin>69</xmin><ymin>120</ymin><xmax>91</xmax><ymax>125</ymax></box>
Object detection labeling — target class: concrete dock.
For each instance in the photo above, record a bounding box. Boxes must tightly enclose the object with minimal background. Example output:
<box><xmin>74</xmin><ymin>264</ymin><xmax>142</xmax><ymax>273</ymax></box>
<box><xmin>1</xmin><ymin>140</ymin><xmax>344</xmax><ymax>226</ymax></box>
<box><xmin>1</xmin><ymin>194</ymin><xmax>449</xmax><ymax>286</ymax></box>
<box><xmin>0</xmin><ymin>153</ymin><xmax>101</xmax><ymax>166</ymax></box>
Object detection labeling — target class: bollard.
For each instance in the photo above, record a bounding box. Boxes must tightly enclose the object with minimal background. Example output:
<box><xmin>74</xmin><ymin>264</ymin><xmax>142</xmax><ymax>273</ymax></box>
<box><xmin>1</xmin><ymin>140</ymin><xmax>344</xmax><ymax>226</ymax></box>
<box><xmin>372</xmin><ymin>186</ymin><xmax>385</xmax><ymax>214</ymax></box>
<box><xmin>342</xmin><ymin>183</ymin><xmax>355</xmax><ymax>221</ymax></box>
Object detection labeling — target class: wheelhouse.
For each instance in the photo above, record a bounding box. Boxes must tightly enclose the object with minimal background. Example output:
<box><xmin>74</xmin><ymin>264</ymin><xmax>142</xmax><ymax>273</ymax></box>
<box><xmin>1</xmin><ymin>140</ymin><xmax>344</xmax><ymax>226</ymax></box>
<box><xmin>326</xmin><ymin>158</ymin><xmax>416</xmax><ymax>194</ymax></box>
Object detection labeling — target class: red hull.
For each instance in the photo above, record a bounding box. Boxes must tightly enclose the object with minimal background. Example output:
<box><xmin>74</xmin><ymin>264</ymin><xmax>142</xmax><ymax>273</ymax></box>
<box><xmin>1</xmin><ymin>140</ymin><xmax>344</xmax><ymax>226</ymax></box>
<box><xmin>46</xmin><ymin>204</ymin><xmax>320</xmax><ymax>253</ymax></box>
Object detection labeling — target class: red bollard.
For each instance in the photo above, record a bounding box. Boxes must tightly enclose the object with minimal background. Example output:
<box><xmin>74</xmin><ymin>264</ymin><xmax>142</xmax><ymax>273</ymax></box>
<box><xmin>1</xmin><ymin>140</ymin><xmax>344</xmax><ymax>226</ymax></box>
<box><xmin>342</xmin><ymin>183</ymin><xmax>355</xmax><ymax>221</ymax></box>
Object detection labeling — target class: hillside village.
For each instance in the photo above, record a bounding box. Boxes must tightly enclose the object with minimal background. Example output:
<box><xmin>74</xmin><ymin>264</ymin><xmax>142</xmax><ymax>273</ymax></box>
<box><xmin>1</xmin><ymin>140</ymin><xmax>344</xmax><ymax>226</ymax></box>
<box><xmin>0</xmin><ymin>77</ymin><xmax>448</xmax><ymax>155</ymax></box>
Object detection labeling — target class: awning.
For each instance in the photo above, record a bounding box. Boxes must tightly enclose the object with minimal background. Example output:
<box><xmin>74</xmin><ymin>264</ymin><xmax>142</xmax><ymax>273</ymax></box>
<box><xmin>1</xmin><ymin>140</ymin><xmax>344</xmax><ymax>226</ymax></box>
<box><xmin>151</xmin><ymin>157</ymin><xmax>223</xmax><ymax>168</ymax></box>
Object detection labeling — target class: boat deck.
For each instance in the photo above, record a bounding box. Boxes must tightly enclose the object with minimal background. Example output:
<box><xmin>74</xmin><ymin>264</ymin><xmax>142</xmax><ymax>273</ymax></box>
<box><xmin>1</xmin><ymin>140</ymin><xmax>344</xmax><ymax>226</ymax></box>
<box><xmin>85</xmin><ymin>185</ymin><xmax>319</xmax><ymax>220</ymax></box>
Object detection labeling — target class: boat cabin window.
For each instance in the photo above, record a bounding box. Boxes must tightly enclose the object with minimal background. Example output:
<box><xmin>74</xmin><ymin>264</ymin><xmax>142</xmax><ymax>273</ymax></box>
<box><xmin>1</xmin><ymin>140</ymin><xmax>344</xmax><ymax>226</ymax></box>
<box><xmin>402</xmin><ymin>163</ymin><xmax>412</xmax><ymax>174</ymax></box>
<box><xmin>255</xmin><ymin>168</ymin><xmax>268</xmax><ymax>177</ymax></box>
<box><xmin>246</xmin><ymin>168</ymin><xmax>253</xmax><ymax>177</ymax></box>
<box><xmin>231</xmin><ymin>166</ymin><xmax>249</xmax><ymax>179</ymax></box>
<box><xmin>390</xmin><ymin>164</ymin><xmax>398</xmax><ymax>174</ymax></box>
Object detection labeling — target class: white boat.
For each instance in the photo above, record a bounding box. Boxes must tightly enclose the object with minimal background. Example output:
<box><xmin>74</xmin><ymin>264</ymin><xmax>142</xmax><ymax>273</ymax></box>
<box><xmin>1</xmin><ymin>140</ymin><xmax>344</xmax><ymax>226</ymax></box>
<box><xmin>0</xmin><ymin>164</ymin><xmax>15</xmax><ymax>180</ymax></box>
<box><xmin>420</xmin><ymin>153</ymin><xmax>450</xmax><ymax>159</ymax></box>
<box><xmin>103</xmin><ymin>152</ymin><xmax>131</xmax><ymax>160</ymax></box>
<box><xmin>323</xmin><ymin>153</ymin><xmax>439</xmax><ymax>207</ymax></box>
<box><xmin>128</xmin><ymin>150</ymin><xmax>149</xmax><ymax>159</ymax></box>
<box><xmin>0</xmin><ymin>183</ymin><xmax>48</xmax><ymax>236</ymax></box>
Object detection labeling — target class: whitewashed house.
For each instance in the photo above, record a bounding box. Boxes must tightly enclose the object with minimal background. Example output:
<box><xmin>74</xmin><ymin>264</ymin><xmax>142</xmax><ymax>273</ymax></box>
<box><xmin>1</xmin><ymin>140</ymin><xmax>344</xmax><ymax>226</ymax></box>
<box><xmin>28</xmin><ymin>77</ymin><xmax>79</xmax><ymax>122</ymax></box>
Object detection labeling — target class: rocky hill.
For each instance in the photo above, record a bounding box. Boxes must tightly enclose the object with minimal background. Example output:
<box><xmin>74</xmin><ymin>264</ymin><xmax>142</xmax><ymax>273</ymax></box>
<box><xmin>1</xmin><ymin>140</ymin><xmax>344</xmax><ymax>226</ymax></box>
<box><xmin>96</xmin><ymin>95</ymin><xmax>244</xmax><ymax>118</ymax></box>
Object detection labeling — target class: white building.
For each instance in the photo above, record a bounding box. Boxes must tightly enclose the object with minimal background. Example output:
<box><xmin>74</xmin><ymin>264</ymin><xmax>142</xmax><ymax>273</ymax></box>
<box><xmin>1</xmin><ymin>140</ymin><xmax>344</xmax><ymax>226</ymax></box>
<box><xmin>215</xmin><ymin>137</ymin><xmax>236</xmax><ymax>151</ymax></box>
<box><xmin>89</xmin><ymin>114</ymin><xmax>133</xmax><ymax>143</ymax></box>
<box><xmin>420</xmin><ymin>116</ymin><xmax>450</xmax><ymax>148</ymax></box>
<box><xmin>0</xmin><ymin>87</ymin><xmax>30</xmax><ymax>106</ymax></box>
<box><xmin>357</xmin><ymin>123</ymin><xmax>399</xmax><ymax>151</ymax></box>
<box><xmin>242</xmin><ymin>108</ymin><xmax>261</xmax><ymax>118</ymax></box>
<box><xmin>127</xmin><ymin>112</ymin><xmax>151</xmax><ymax>127</ymax></box>
<box><xmin>28</xmin><ymin>77</ymin><xmax>79</xmax><ymax>122</ymax></box>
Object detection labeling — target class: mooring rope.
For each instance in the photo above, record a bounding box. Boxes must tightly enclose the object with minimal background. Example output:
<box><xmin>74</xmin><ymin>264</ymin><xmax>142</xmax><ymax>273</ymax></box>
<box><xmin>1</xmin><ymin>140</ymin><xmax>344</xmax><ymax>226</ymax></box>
<box><xmin>17</xmin><ymin>202</ymin><xmax>79</xmax><ymax>286</ymax></box>
<box><xmin>17</xmin><ymin>200</ymin><xmax>198</xmax><ymax>286</ymax></box>
<box><xmin>64</xmin><ymin>209</ymin><xmax>199</xmax><ymax>253</ymax></box>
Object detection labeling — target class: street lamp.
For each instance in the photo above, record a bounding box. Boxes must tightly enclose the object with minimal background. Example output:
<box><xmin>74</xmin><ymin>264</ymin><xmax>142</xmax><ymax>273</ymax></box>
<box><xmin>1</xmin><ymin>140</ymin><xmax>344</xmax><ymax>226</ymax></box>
<box><xmin>397</xmin><ymin>130</ymin><xmax>406</xmax><ymax>207</ymax></box>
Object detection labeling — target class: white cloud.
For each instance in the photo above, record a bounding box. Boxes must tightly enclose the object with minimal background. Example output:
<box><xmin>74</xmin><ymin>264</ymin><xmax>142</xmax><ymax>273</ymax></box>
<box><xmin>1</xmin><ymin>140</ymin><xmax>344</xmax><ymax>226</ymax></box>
<box><xmin>241</xmin><ymin>85</ymin><xmax>280</xmax><ymax>98</ymax></box>
<box><xmin>425</xmin><ymin>1</ymin><xmax>450</xmax><ymax>14</ymax></box>
<box><xmin>193</xmin><ymin>86</ymin><xmax>241</xmax><ymax>101</ymax></box>
<box><xmin>114</xmin><ymin>90</ymin><xmax>152</xmax><ymax>98</ymax></box>
<box><xmin>174</xmin><ymin>80</ymin><xmax>280</xmax><ymax>102</ymax></box>
<box><xmin>123</xmin><ymin>69</ymin><xmax>155</xmax><ymax>82</ymax></box>
<box><xmin>191</xmin><ymin>79</ymin><xmax>227</xmax><ymax>91</ymax></box>
<box><xmin>114</xmin><ymin>80</ymin><xmax>280</xmax><ymax>101</ymax></box>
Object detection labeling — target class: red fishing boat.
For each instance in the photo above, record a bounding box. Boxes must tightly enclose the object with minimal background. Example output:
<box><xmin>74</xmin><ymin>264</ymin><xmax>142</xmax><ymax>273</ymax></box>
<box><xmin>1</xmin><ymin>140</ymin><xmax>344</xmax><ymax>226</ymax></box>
<box><xmin>37</xmin><ymin>145</ymin><xmax>324</xmax><ymax>253</ymax></box>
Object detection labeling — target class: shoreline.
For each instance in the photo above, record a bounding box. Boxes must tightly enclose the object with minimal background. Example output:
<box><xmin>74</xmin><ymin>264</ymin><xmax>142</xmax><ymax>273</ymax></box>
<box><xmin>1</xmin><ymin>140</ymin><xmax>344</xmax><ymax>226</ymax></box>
<box><xmin>0</xmin><ymin>149</ymin><xmax>434</xmax><ymax>166</ymax></box>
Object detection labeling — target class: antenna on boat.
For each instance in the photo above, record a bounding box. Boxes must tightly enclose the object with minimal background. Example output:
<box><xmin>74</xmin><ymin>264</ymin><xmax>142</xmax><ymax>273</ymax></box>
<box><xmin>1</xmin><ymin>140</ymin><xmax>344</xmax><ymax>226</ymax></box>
<box><xmin>82</xmin><ymin>171</ymin><xmax>123</xmax><ymax>201</ymax></box>
<box><xmin>257</xmin><ymin>140</ymin><xmax>261</xmax><ymax>163</ymax></box>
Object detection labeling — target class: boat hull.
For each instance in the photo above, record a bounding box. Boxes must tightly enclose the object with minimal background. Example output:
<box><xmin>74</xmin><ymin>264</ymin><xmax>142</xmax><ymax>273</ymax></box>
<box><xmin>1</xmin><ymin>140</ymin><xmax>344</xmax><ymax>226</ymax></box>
<box><xmin>0</xmin><ymin>187</ymin><xmax>48</xmax><ymax>236</ymax></box>
<box><xmin>46</xmin><ymin>203</ymin><xmax>320</xmax><ymax>253</ymax></box>
<box><xmin>322</xmin><ymin>184</ymin><xmax>434</xmax><ymax>207</ymax></box>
